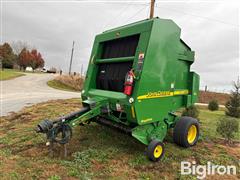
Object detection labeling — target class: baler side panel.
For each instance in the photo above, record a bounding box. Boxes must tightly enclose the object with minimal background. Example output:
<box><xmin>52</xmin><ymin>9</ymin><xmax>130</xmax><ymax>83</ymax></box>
<box><xmin>189</xmin><ymin>72</ymin><xmax>200</xmax><ymax>104</ymax></box>
<box><xmin>134</xmin><ymin>19</ymin><xmax>185</xmax><ymax>125</ymax></box>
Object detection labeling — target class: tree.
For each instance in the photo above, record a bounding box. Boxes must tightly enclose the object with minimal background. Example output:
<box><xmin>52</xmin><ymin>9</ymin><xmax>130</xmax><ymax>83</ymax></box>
<box><xmin>37</xmin><ymin>52</ymin><xmax>44</xmax><ymax>68</ymax></box>
<box><xmin>28</xmin><ymin>50</ymin><xmax>37</xmax><ymax>69</ymax></box>
<box><xmin>0</xmin><ymin>43</ymin><xmax>17</xmax><ymax>68</ymax></box>
<box><xmin>208</xmin><ymin>100</ymin><xmax>219</xmax><ymax>111</ymax></box>
<box><xmin>18</xmin><ymin>48</ymin><xmax>30</xmax><ymax>70</ymax></box>
<box><xmin>30</xmin><ymin>49</ymin><xmax>44</xmax><ymax>69</ymax></box>
<box><xmin>18</xmin><ymin>48</ymin><xmax>44</xmax><ymax>71</ymax></box>
<box><xmin>225</xmin><ymin>79</ymin><xmax>240</xmax><ymax>118</ymax></box>
<box><xmin>11</xmin><ymin>41</ymin><xmax>30</xmax><ymax>55</ymax></box>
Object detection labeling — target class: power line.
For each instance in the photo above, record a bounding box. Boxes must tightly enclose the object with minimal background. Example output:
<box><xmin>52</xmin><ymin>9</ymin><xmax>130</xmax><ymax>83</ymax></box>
<box><xmin>102</xmin><ymin>2</ymin><xmax>132</xmax><ymax>29</ymax></box>
<box><xmin>154</xmin><ymin>4</ymin><xmax>238</xmax><ymax>28</ymax></box>
<box><xmin>102</xmin><ymin>2</ymin><xmax>150</xmax><ymax>6</ymax></box>
<box><xmin>132</xmin><ymin>2</ymin><xmax>238</xmax><ymax>28</ymax></box>
<box><xmin>103</xmin><ymin>2</ymin><xmax>150</xmax><ymax>29</ymax></box>
<box><xmin>103</xmin><ymin>0</ymin><xmax>136</xmax><ymax>29</ymax></box>
<box><xmin>123</xmin><ymin>4</ymin><xmax>149</xmax><ymax>24</ymax></box>
<box><xmin>146</xmin><ymin>2</ymin><xmax>150</xmax><ymax>18</ymax></box>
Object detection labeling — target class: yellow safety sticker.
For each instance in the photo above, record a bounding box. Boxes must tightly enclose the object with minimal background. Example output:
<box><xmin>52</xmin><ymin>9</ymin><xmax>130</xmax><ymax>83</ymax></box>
<box><xmin>173</xmin><ymin>90</ymin><xmax>189</xmax><ymax>95</ymax></box>
<box><xmin>141</xmin><ymin>118</ymin><xmax>153</xmax><ymax>123</ymax></box>
<box><xmin>131</xmin><ymin>106</ymin><xmax>136</xmax><ymax>118</ymax></box>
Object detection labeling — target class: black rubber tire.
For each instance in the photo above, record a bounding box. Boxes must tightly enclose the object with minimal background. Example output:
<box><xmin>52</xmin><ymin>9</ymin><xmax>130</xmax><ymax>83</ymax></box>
<box><xmin>147</xmin><ymin>140</ymin><xmax>165</xmax><ymax>162</ymax></box>
<box><xmin>173</xmin><ymin>116</ymin><xmax>200</xmax><ymax>148</ymax></box>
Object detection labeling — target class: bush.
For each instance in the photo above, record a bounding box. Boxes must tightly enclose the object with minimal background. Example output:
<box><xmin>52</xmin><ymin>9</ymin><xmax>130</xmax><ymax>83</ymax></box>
<box><xmin>208</xmin><ymin>100</ymin><xmax>219</xmax><ymax>111</ymax></box>
<box><xmin>216</xmin><ymin>117</ymin><xmax>239</xmax><ymax>144</ymax></box>
<box><xmin>225</xmin><ymin>80</ymin><xmax>240</xmax><ymax>118</ymax></box>
<box><xmin>182</xmin><ymin>105</ymin><xmax>199</xmax><ymax>119</ymax></box>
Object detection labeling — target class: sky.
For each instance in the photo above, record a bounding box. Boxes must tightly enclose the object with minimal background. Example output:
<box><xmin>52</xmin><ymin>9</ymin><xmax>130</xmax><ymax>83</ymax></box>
<box><xmin>1</xmin><ymin>0</ymin><xmax>239</xmax><ymax>92</ymax></box>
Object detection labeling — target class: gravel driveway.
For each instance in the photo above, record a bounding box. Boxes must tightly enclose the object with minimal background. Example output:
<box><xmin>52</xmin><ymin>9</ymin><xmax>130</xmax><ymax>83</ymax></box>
<box><xmin>0</xmin><ymin>73</ymin><xmax>81</xmax><ymax>116</ymax></box>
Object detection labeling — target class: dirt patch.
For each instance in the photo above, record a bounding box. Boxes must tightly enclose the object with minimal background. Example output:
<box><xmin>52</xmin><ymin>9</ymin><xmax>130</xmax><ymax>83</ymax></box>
<box><xmin>206</xmin><ymin>174</ymin><xmax>239</xmax><ymax>180</ymax></box>
<box><xmin>220</xmin><ymin>143</ymin><xmax>240</xmax><ymax>159</ymax></box>
<box><xmin>108</xmin><ymin>157</ymin><xmax>138</xmax><ymax>179</ymax></box>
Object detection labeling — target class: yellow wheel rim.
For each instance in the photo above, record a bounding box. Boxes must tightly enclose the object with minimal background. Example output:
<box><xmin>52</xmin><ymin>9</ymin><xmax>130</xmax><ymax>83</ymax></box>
<box><xmin>153</xmin><ymin>145</ymin><xmax>163</xmax><ymax>158</ymax></box>
<box><xmin>187</xmin><ymin>125</ymin><xmax>197</xmax><ymax>144</ymax></box>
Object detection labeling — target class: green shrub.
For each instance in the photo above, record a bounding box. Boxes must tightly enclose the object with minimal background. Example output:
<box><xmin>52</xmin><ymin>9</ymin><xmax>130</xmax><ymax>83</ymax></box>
<box><xmin>208</xmin><ymin>100</ymin><xmax>219</xmax><ymax>111</ymax></box>
<box><xmin>216</xmin><ymin>117</ymin><xmax>239</xmax><ymax>144</ymax></box>
<box><xmin>182</xmin><ymin>105</ymin><xmax>199</xmax><ymax>119</ymax></box>
<box><xmin>225</xmin><ymin>80</ymin><xmax>240</xmax><ymax>118</ymax></box>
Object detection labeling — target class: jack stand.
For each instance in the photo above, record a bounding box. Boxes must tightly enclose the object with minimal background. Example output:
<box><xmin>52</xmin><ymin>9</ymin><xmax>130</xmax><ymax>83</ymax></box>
<box><xmin>63</xmin><ymin>144</ymin><xmax>67</xmax><ymax>158</ymax></box>
<box><xmin>49</xmin><ymin>141</ymin><xmax>54</xmax><ymax>157</ymax></box>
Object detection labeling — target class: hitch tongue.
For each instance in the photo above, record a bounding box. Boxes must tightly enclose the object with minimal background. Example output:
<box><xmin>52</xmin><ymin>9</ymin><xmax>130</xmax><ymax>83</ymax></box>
<box><xmin>35</xmin><ymin>100</ymin><xmax>108</xmax><ymax>157</ymax></box>
<box><xmin>36</xmin><ymin>107</ymin><xmax>90</xmax><ymax>134</ymax></box>
<box><xmin>36</xmin><ymin>102</ymin><xmax>104</xmax><ymax>146</ymax></box>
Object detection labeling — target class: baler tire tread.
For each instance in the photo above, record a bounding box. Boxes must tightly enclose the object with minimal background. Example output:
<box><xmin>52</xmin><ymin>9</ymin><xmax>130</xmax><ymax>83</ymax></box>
<box><xmin>173</xmin><ymin>116</ymin><xmax>199</xmax><ymax>148</ymax></box>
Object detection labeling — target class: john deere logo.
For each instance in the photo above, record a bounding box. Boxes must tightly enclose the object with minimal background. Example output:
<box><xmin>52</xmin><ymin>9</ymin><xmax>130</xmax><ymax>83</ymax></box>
<box><xmin>137</xmin><ymin>90</ymin><xmax>189</xmax><ymax>100</ymax></box>
<box><xmin>146</xmin><ymin>91</ymin><xmax>172</xmax><ymax>98</ymax></box>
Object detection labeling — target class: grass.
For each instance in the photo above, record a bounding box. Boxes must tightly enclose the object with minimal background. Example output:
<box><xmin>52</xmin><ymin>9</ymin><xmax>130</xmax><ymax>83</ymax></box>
<box><xmin>0</xmin><ymin>99</ymin><xmax>239</xmax><ymax>179</ymax></box>
<box><xmin>0</xmin><ymin>69</ymin><xmax>25</xmax><ymax>80</ymax></box>
<box><xmin>47</xmin><ymin>79</ymin><xmax>79</xmax><ymax>92</ymax></box>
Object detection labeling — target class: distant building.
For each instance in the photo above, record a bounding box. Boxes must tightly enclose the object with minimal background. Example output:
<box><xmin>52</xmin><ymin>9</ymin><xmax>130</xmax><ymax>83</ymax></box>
<box><xmin>25</xmin><ymin>66</ymin><xmax>33</xmax><ymax>72</ymax></box>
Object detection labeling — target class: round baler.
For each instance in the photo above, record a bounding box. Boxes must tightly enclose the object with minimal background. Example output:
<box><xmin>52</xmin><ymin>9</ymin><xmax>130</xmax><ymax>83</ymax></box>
<box><xmin>36</xmin><ymin>17</ymin><xmax>200</xmax><ymax>161</ymax></box>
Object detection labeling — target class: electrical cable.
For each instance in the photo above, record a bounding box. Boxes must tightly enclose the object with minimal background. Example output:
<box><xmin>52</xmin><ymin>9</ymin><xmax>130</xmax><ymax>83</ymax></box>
<box><xmin>48</xmin><ymin>124</ymin><xmax>72</xmax><ymax>144</ymax></box>
<box><xmin>103</xmin><ymin>1</ymin><xmax>149</xmax><ymax>29</ymax></box>
<box><xmin>122</xmin><ymin>2</ymin><xmax>238</xmax><ymax>28</ymax></box>
<box><xmin>123</xmin><ymin>4</ymin><xmax>149</xmax><ymax>24</ymax></box>
<box><xmin>154</xmin><ymin>4</ymin><xmax>238</xmax><ymax>28</ymax></box>
<box><xmin>102</xmin><ymin>1</ymin><xmax>134</xmax><ymax>29</ymax></box>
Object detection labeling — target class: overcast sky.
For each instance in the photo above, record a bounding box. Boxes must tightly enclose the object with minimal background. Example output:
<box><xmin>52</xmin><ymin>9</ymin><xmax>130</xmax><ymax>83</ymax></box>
<box><xmin>1</xmin><ymin>0</ymin><xmax>239</xmax><ymax>92</ymax></box>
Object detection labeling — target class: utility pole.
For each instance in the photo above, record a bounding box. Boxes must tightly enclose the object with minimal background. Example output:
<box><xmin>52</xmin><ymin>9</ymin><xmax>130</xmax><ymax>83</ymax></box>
<box><xmin>68</xmin><ymin>41</ymin><xmax>75</xmax><ymax>75</ymax></box>
<box><xmin>205</xmin><ymin>85</ymin><xmax>208</xmax><ymax>92</ymax></box>
<box><xmin>150</xmin><ymin>0</ymin><xmax>155</xmax><ymax>19</ymax></box>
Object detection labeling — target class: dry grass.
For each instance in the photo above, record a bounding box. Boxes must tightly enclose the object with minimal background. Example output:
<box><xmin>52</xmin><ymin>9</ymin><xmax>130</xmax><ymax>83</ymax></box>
<box><xmin>53</xmin><ymin>74</ymin><xmax>84</xmax><ymax>91</ymax></box>
<box><xmin>199</xmin><ymin>91</ymin><xmax>230</xmax><ymax>105</ymax></box>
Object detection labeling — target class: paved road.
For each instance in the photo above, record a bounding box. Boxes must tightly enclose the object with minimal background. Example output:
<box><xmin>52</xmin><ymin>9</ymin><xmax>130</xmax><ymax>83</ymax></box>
<box><xmin>1</xmin><ymin>73</ymin><xmax>81</xmax><ymax>116</ymax></box>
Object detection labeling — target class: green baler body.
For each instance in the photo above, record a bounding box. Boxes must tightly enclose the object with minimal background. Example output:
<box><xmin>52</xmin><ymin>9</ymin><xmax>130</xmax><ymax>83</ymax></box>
<box><xmin>81</xmin><ymin>17</ymin><xmax>199</xmax><ymax>145</ymax></box>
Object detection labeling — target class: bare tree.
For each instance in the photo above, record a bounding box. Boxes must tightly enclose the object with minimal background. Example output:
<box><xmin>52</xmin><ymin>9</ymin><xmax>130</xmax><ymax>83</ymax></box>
<box><xmin>11</xmin><ymin>41</ymin><xmax>30</xmax><ymax>55</ymax></box>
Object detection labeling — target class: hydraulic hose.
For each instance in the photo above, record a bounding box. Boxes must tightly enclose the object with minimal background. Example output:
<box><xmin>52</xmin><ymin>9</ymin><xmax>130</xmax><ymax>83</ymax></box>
<box><xmin>47</xmin><ymin>124</ymin><xmax>72</xmax><ymax>144</ymax></box>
